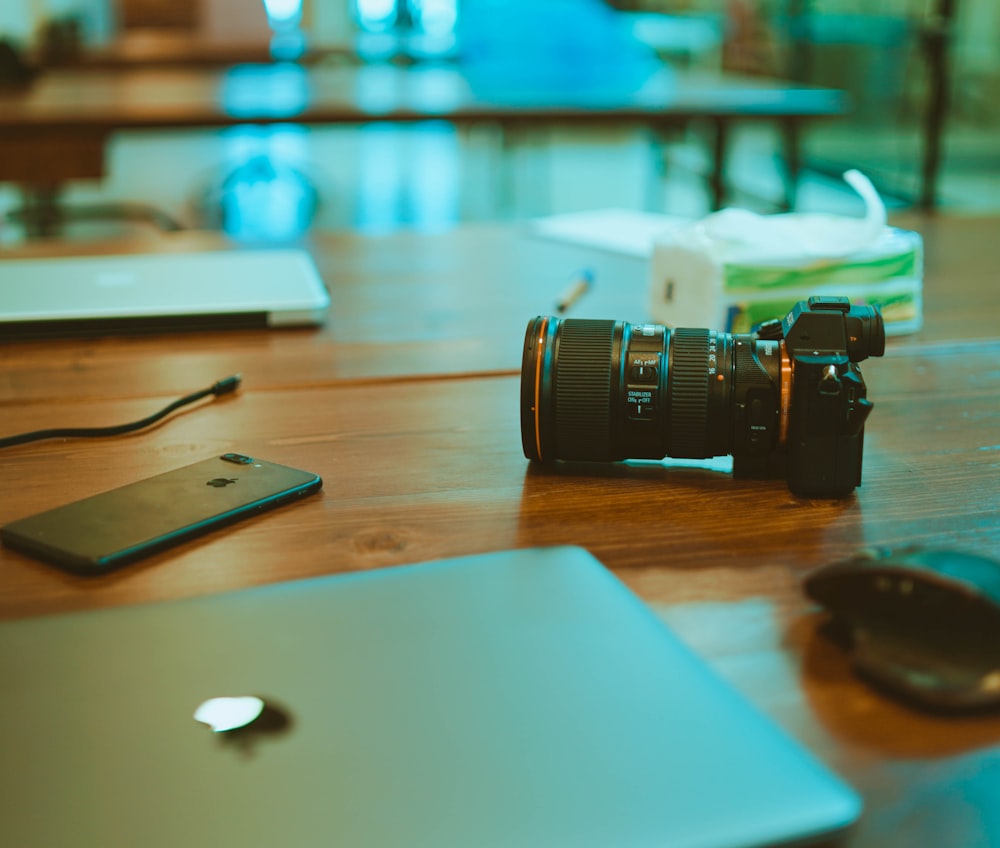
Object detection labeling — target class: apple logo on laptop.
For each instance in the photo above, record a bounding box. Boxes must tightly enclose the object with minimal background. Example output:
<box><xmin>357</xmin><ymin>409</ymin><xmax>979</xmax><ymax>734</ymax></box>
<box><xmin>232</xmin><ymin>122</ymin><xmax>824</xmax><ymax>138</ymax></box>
<box><xmin>206</xmin><ymin>477</ymin><xmax>238</xmax><ymax>488</ymax></box>
<box><xmin>194</xmin><ymin>696</ymin><xmax>292</xmax><ymax>748</ymax></box>
<box><xmin>195</xmin><ymin>696</ymin><xmax>265</xmax><ymax>732</ymax></box>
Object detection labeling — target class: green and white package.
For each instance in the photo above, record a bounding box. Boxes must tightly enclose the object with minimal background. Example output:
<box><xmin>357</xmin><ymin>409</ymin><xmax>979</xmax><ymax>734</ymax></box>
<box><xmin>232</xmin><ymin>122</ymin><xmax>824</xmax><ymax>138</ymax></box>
<box><xmin>648</xmin><ymin>171</ymin><xmax>923</xmax><ymax>335</ymax></box>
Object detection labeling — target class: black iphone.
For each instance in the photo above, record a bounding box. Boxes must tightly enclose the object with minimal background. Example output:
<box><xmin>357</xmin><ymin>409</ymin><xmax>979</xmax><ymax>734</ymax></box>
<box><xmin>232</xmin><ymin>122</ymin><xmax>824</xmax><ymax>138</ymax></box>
<box><xmin>0</xmin><ymin>453</ymin><xmax>322</xmax><ymax>574</ymax></box>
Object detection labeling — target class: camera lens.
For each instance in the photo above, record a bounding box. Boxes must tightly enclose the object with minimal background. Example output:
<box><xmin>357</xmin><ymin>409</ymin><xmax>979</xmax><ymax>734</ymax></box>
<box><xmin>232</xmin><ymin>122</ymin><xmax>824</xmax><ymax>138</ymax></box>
<box><xmin>521</xmin><ymin>316</ymin><xmax>785</xmax><ymax>466</ymax></box>
<box><xmin>221</xmin><ymin>453</ymin><xmax>254</xmax><ymax>465</ymax></box>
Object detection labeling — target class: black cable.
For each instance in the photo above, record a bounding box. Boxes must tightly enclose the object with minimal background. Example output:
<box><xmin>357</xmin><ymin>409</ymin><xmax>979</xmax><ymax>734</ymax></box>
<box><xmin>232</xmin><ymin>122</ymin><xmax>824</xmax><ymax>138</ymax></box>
<box><xmin>0</xmin><ymin>375</ymin><xmax>242</xmax><ymax>449</ymax></box>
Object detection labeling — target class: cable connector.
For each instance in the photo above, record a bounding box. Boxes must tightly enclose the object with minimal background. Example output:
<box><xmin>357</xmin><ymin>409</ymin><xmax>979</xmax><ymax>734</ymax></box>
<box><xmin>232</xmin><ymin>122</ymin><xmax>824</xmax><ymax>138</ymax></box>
<box><xmin>211</xmin><ymin>374</ymin><xmax>243</xmax><ymax>396</ymax></box>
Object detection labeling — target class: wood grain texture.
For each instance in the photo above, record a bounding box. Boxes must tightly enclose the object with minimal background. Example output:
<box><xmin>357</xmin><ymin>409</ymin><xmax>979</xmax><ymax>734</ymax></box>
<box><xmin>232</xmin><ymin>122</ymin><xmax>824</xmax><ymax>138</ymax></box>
<box><xmin>2</xmin><ymin>215</ymin><xmax>996</xmax><ymax>403</ymax></box>
<box><xmin>2</xmin><ymin>345</ymin><xmax>996</xmax><ymax>610</ymax></box>
<box><xmin>1</xmin><ymin>356</ymin><xmax>998</xmax><ymax>848</ymax></box>
<box><xmin>1</xmin><ymin>219</ymin><xmax>999</xmax><ymax>848</ymax></box>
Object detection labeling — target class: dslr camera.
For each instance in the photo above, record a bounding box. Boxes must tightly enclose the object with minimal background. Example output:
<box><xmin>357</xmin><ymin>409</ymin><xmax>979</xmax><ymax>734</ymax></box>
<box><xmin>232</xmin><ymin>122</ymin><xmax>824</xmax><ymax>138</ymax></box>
<box><xmin>520</xmin><ymin>296</ymin><xmax>885</xmax><ymax>498</ymax></box>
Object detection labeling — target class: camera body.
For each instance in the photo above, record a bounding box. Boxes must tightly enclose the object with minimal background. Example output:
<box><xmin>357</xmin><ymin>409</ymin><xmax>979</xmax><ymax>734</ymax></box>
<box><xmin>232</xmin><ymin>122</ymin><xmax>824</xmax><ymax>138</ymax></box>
<box><xmin>520</xmin><ymin>296</ymin><xmax>885</xmax><ymax>498</ymax></box>
<box><xmin>753</xmin><ymin>296</ymin><xmax>883</xmax><ymax>496</ymax></box>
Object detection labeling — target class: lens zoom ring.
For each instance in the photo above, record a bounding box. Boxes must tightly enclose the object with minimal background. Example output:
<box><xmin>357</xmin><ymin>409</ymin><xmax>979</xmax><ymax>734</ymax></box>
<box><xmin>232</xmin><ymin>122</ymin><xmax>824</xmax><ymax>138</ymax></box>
<box><xmin>669</xmin><ymin>329</ymin><xmax>710</xmax><ymax>457</ymax></box>
<box><xmin>554</xmin><ymin>320</ymin><xmax>615</xmax><ymax>459</ymax></box>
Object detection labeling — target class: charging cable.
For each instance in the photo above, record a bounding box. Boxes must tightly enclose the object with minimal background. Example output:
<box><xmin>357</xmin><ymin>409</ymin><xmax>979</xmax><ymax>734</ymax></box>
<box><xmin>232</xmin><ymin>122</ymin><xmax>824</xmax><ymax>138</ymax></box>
<box><xmin>0</xmin><ymin>375</ymin><xmax>242</xmax><ymax>449</ymax></box>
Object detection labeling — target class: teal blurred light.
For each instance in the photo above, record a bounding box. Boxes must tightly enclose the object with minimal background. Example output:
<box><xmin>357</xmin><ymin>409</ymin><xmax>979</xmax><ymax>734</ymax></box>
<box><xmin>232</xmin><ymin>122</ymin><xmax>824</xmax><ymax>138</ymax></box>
<box><xmin>204</xmin><ymin>126</ymin><xmax>318</xmax><ymax>243</ymax></box>
<box><xmin>262</xmin><ymin>0</ymin><xmax>302</xmax><ymax>26</ymax></box>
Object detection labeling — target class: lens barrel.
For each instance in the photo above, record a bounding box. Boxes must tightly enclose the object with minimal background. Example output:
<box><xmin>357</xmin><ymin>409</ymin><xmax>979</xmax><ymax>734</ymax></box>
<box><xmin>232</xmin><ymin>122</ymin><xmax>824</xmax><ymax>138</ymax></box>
<box><xmin>521</xmin><ymin>316</ymin><xmax>783</xmax><ymax>466</ymax></box>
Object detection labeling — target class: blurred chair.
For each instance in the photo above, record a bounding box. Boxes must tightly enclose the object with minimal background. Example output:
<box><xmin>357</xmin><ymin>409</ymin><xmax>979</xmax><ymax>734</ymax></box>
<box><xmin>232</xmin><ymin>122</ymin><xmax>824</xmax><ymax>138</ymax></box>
<box><xmin>777</xmin><ymin>0</ymin><xmax>955</xmax><ymax>209</ymax></box>
<box><xmin>5</xmin><ymin>0</ymin><xmax>275</xmax><ymax>240</ymax></box>
<box><xmin>0</xmin><ymin>39</ymin><xmax>38</xmax><ymax>88</ymax></box>
<box><xmin>6</xmin><ymin>199</ymin><xmax>183</xmax><ymax>241</ymax></box>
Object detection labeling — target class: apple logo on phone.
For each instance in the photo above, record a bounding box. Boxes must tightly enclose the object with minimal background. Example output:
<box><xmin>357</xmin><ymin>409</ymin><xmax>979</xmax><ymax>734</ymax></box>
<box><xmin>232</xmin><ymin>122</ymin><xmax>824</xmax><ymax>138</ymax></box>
<box><xmin>206</xmin><ymin>477</ymin><xmax>238</xmax><ymax>488</ymax></box>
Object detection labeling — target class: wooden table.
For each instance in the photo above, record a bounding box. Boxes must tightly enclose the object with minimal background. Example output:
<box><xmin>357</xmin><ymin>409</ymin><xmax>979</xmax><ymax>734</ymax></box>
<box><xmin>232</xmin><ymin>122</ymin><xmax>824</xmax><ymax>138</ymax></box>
<box><xmin>0</xmin><ymin>62</ymin><xmax>844</xmax><ymax>234</ymax></box>
<box><xmin>1</xmin><ymin>214</ymin><xmax>999</xmax><ymax>847</ymax></box>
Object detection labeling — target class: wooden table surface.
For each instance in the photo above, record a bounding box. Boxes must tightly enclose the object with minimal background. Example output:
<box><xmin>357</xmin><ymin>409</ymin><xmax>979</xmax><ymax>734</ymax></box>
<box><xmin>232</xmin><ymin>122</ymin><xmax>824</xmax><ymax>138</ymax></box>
<box><xmin>1</xmin><ymin>214</ymin><xmax>999</xmax><ymax>847</ymax></box>
<box><xmin>2</xmin><ymin>213</ymin><xmax>996</xmax><ymax>400</ymax></box>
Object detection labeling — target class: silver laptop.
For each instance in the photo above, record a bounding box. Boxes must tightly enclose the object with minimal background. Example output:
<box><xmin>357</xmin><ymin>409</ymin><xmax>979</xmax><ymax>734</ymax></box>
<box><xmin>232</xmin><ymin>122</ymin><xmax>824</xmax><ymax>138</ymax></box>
<box><xmin>0</xmin><ymin>249</ymin><xmax>330</xmax><ymax>336</ymax></box>
<box><xmin>0</xmin><ymin>546</ymin><xmax>861</xmax><ymax>847</ymax></box>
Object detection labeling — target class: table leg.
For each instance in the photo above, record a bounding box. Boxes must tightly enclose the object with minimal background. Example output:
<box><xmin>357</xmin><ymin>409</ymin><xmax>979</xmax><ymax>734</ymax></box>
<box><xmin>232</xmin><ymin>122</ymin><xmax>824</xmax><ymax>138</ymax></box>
<box><xmin>645</xmin><ymin>126</ymin><xmax>672</xmax><ymax>212</ymax></box>
<box><xmin>920</xmin><ymin>0</ymin><xmax>956</xmax><ymax>210</ymax></box>
<box><xmin>709</xmin><ymin>119</ymin><xmax>729</xmax><ymax>210</ymax></box>
<box><xmin>781</xmin><ymin>119</ymin><xmax>802</xmax><ymax>211</ymax></box>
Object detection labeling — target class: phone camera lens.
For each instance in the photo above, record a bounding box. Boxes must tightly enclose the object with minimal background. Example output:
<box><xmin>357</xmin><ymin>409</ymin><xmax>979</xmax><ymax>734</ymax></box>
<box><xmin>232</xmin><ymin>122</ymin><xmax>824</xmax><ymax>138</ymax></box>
<box><xmin>221</xmin><ymin>453</ymin><xmax>254</xmax><ymax>465</ymax></box>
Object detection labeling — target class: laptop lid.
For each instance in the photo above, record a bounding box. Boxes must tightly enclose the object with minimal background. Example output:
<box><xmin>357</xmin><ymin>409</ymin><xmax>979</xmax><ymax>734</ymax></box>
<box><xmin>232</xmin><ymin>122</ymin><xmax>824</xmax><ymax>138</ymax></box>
<box><xmin>0</xmin><ymin>249</ymin><xmax>329</xmax><ymax>337</ymax></box>
<box><xmin>0</xmin><ymin>546</ymin><xmax>861</xmax><ymax>847</ymax></box>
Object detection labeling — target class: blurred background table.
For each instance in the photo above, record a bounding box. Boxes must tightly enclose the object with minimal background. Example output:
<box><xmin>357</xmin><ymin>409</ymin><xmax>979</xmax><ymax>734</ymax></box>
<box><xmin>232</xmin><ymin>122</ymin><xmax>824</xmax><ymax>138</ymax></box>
<box><xmin>0</xmin><ymin>62</ymin><xmax>845</xmax><ymax>236</ymax></box>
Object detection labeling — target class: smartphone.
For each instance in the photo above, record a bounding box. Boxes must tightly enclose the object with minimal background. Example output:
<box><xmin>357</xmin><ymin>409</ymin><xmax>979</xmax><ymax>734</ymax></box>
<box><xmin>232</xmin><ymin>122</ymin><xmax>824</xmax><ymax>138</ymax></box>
<box><xmin>1</xmin><ymin>453</ymin><xmax>322</xmax><ymax>574</ymax></box>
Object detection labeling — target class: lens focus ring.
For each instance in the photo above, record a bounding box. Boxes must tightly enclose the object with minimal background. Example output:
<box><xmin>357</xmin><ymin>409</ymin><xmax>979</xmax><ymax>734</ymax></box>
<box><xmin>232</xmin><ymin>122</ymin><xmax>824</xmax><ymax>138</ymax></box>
<box><xmin>668</xmin><ymin>329</ymin><xmax>712</xmax><ymax>457</ymax></box>
<box><xmin>554</xmin><ymin>320</ymin><xmax>615</xmax><ymax>460</ymax></box>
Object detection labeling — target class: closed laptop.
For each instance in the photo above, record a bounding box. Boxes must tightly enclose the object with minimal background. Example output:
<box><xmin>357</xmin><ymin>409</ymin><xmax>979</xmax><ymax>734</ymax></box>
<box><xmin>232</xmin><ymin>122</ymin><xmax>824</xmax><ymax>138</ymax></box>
<box><xmin>0</xmin><ymin>546</ymin><xmax>861</xmax><ymax>847</ymax></box>
<box><xmin>0</xmin><ymin>248</ymin><xmax>329</xmax><ymax>336</ymax></box>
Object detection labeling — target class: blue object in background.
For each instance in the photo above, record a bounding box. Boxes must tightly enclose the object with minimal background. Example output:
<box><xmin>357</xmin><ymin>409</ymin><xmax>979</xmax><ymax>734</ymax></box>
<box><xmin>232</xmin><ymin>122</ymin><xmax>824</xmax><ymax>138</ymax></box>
<box><xmin>456</xmin><ymin>0</ymin><xmax>660</xmax><ymax>102</ymax></box>
<box><xmin>196</xmin><ymin>125</ymin><xmax>318</xmax><ymax>243</ymax></box>
<box><xmin>216</xmin><ymin>154</ymin><xmax>317</xmax><ymax>242</ymax></box>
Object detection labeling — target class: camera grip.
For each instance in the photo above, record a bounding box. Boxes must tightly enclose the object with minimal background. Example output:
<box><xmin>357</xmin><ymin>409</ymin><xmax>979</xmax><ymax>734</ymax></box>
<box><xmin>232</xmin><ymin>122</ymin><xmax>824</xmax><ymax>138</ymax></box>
<box><xmin>786</xmin><ymin>357</ymin><xmax>871</xmax><ymax>498</ymax></box>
